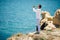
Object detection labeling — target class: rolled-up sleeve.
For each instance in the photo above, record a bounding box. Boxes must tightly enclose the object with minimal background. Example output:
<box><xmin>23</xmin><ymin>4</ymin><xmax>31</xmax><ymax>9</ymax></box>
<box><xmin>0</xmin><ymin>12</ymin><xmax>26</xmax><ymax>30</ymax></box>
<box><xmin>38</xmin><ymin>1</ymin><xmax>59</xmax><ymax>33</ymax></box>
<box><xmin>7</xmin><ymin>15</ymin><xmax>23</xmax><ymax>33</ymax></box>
<box><xmin>33</xmin><ymin>8</ymin><xmax>37</xmax><ymax>12</ymax></box>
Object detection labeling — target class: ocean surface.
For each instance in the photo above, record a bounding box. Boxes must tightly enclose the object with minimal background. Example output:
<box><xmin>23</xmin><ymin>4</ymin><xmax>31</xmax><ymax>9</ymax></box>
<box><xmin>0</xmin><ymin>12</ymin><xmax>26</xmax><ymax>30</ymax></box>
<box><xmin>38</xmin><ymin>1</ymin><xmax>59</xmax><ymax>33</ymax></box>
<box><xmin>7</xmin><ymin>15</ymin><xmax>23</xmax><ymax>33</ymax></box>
<box><xmin>0</xmin><ymin>0</ymin><xmax>60</xmax><ymax>40</ymax></box>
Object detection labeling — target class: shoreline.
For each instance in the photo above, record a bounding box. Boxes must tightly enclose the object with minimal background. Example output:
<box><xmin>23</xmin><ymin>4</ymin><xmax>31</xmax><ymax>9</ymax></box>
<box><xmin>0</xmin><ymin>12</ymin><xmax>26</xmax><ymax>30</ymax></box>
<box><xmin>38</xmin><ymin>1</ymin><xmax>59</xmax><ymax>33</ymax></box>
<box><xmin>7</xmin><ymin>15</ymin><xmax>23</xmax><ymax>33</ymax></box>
<box><xmin>7</xmin><ymin>28</ymin><xmax>60</xmax><ymax>40</ymax></box>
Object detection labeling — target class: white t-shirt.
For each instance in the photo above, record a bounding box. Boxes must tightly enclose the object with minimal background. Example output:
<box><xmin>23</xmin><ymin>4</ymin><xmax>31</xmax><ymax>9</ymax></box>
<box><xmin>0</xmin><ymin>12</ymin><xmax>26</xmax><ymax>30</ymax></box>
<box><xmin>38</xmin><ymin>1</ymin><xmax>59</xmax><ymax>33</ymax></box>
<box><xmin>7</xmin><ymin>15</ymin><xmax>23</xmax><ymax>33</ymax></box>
<box><xmin>33</xmin><ymin>8</ymin><xmax>42</xmax><ymax>20</ymax></box>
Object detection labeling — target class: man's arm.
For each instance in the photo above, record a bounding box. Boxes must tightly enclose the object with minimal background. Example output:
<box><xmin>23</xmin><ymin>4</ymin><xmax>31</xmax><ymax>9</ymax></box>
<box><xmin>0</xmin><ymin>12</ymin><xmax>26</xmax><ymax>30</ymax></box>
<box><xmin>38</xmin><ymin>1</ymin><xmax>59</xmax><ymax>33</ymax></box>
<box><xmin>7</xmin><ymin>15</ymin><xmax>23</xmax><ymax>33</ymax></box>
<box><xmin>33</xmin><ymin>6</ymin><xmax>37</xmax><ymax>12</ymax></box>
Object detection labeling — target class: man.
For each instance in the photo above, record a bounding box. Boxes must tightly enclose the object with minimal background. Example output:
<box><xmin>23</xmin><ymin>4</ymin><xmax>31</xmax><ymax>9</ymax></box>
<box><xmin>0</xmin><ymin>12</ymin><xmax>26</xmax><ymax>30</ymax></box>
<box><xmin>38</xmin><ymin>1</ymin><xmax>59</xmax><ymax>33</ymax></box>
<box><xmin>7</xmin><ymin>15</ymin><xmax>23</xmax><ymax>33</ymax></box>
<box><xmin>33</xmin><ymin>4</ymin><xmax>42</xmax><ymax>34</ymax></box>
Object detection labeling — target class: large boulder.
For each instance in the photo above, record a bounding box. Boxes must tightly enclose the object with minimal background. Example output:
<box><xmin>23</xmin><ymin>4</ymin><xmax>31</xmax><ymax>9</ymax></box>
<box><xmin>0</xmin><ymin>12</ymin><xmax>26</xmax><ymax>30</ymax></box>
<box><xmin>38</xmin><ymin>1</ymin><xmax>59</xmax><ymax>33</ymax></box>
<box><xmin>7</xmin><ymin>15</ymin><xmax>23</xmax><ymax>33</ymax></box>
<box><xmin>53</xmin><ymin>9</ymin><xmax>60</xmax><ymax>26</ymax></box>
<box><xmin>41</xmin><ymin>11</ymin><xmax>53</xmax><ymax>26</ymax></box>
<box><xmin>41</xmin><ymin>11</ymin><xmax>53</xmax><ymax>21</ymax></box>
<box><xmin>40</xmin><ymin>11</ymin><xmax>56</xmax><ymax>30</ymax></box>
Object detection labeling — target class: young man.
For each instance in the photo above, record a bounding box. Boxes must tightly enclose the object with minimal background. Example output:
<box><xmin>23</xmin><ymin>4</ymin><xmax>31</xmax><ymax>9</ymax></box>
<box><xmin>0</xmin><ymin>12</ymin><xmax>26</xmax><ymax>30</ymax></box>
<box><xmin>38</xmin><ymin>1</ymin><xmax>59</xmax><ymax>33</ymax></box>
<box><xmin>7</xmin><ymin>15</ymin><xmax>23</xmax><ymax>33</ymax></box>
<box><xmin>33</xmin><ymin>4</ymin><xmax>42</xmax><ymax>34</ymax></box>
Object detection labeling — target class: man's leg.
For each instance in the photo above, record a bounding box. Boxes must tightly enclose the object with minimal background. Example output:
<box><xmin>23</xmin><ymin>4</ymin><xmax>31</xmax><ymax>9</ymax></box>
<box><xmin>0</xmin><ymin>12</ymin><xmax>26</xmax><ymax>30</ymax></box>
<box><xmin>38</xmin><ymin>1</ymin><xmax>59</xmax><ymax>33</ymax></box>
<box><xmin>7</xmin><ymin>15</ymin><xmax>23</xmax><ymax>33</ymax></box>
<box><xmin>36</xmin><ymin>25</ymin><xmax>38</xmax><ymax>32</ymax></box>
<box><xmin>38</xmin><ymin>24</ymin><xmax>40</xmax><ymax>33</ymax></box>
<box><xmin>35</xmin><ymin>19</ymin><xmax>40</xmax><ymax>34</ymax></box>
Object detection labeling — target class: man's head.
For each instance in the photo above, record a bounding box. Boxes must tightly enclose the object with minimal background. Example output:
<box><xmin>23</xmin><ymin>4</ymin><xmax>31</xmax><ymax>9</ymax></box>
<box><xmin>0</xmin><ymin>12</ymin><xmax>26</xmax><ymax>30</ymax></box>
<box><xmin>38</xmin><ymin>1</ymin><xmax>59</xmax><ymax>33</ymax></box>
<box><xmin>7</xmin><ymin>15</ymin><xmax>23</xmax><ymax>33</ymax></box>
<box><xmin>38</xmin><ymin>4</ymin><xmax>42</xmax><ymax>9</ymax></box>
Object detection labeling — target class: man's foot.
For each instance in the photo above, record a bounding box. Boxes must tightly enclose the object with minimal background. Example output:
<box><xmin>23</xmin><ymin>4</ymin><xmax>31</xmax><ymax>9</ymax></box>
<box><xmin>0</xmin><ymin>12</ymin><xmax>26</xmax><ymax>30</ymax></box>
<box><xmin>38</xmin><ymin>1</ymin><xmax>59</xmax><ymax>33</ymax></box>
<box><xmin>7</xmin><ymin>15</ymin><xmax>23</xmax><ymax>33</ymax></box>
<box><xmin>34</xmin><ymin>32</ymin><xmax>40</xmax><ymax>34</ymax></box>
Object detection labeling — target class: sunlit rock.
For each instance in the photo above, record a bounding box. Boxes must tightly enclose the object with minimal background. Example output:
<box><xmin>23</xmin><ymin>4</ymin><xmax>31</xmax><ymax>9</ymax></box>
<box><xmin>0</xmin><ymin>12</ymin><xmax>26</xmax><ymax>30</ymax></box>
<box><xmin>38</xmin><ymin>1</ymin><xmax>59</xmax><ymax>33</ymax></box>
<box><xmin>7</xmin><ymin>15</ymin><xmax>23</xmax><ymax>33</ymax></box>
<box><xmin>41</xmin><ymin>11</ymin><xmax>53</xmax><ymax>21</ymax></box>
<box><xmin>44</xmin><ymin>21</ymin><xmax>56</xmax><ymax>30</ymax></box>
<box><xmin>53</xmin><ymin>9</ymin><xmax>60</xmax><ymax>26</ymax></box>
<box><xmin>7</xmin><ymin>34</ymin><xmax>33</xmax><ymax>40</ymax></box>
<box><xmin>41</xmin><ymin>11</ymin><xmax>53</xmax><ymax>26</ymax></box>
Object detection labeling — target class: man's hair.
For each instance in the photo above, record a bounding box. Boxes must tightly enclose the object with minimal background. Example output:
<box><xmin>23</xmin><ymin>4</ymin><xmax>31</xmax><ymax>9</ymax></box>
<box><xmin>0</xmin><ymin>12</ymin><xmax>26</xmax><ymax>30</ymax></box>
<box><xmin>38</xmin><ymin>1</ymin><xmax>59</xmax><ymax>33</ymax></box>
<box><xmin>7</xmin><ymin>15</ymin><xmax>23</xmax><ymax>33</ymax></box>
<box><xmin>38</xmin><ymin>4</ymin><xmax>42</xmax><ymax>9</ymax></box>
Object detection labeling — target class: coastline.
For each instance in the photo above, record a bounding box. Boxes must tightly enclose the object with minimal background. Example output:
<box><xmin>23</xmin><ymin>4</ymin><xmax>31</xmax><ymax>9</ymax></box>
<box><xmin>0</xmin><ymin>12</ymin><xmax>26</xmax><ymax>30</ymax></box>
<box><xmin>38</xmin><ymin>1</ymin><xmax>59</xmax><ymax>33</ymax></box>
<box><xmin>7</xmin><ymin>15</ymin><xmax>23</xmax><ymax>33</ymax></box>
<box><xmin>7</xmin><ymin>28</ymin><xmax>60</xmax><ymax>40</ymax></box>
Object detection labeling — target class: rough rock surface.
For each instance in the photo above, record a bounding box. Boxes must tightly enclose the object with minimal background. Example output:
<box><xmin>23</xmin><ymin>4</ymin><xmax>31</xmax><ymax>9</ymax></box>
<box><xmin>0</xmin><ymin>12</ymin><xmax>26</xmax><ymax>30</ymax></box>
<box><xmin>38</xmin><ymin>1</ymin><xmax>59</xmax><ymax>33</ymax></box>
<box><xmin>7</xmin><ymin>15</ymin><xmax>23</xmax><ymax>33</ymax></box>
<box><xmin>41</xmin><ymin>11</ymin><xmax>53</xmax><ymax>26</ymax></box>
<box><xmin>7</xmin><ymin>28</ymin><xmax>60</xmax><ymax>40</ymax></box>
<box><xmin>41</xmin><ymin>11</ymin><xmax>56</xmax><ymax>30</ymax></box>
<box><xmin>41</xmin><ymin>9</ymin><xmax>60</xmax><ymax>30</ymax></box>
<box><xmin>41</xmin><ymin>11</ymin><xmax>53</xmax><ymax>21</ymax></box>
<box><xmin>53</xmin><ymin>9</ymin><xmax>60</xmax><ymax>26</ymax></box>
<box><xmin>44</xmin><ymin>21</ymin><xmax>56</xmax><ymax>30</ymax></box>
<box><xmin>7</xmin><ymin>33</ymin><xmax>33</xmax><ymax>40</ymax></box>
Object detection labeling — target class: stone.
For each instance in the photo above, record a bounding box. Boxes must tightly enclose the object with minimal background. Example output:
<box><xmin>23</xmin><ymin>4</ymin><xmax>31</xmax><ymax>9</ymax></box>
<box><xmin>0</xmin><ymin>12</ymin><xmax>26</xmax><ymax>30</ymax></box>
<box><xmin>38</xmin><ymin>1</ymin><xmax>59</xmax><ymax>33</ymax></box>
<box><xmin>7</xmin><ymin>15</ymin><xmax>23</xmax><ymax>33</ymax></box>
<box><xmin>41</xmin><ymin>11</ymin><xmax>53</xmax><ymax>21</ymax></box>
<box><xmin>53</xmin><ymin>9</ymin><xmax>60</xmax><ymax>26</ymax></box>
<box><xmin>41</xmin><ymin>11</ymin><xmax>53</xmax><ymax>26</ymax></box>
<box><xmin>44</xmin><ymin>21</ymin><xmax>56</xmax><ymax>30</ymax></box>
<box><xmin>7</xmin><ymin>35</ymin><xmax>33</xmax><ymax>40</ymax></box>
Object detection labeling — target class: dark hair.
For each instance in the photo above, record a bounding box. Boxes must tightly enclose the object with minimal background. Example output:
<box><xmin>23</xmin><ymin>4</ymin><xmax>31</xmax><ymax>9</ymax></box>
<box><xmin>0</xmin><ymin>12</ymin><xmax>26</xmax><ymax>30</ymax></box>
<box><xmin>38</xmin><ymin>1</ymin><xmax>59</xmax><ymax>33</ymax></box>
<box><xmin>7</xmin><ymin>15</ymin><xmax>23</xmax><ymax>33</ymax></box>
<box><xmin>38</xmin><ymin>4</ymin><xmax>42</xmax><ymax>9</ymax></box>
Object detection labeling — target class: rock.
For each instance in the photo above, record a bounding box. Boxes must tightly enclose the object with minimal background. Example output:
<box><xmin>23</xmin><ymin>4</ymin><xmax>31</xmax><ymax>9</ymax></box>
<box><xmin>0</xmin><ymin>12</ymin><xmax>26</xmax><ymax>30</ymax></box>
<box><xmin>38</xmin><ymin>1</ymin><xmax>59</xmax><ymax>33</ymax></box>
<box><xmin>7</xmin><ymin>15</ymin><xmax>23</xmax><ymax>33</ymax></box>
<box><xmin>41</xmin><ymin>11</ymin><xmax>53</xmax><ymax>26</ymax></box>
<box><xmin>7</xmin><ymin>37</ymin><xmax>16</xmax><ymax>40</ymax></box>
<box><xmin>53</xmin><ymin>9</ymin><xmax>60</xmax><ymax>26</ymax></box>
<box><xmin>51</xmin><ymin>31</ymin><xmax>60</xmax><ymax>37</ymax></box>
<box><xmin>13</xmin><ymin>33</ymin><xmax>23</xmax><ymax>37</ymax></box>
<box><xmin>7</xmin><ymin>34</ymin><xmax>33</xmax><ymax>40</ymax></box>
<box><xmin>40</xmin><ymin>18</ymin><xmax>47</xmax><ymax>26</ymax></box>
<box><xmin>40</xmin><ymin>22</ymin><xmax>48</xmax><ymax>30</ymax></box>
<box><xmin>41</xmin><ymin>11</ymin><xmax>51</xmax><ymax>19</ymax></box>
<box><xmin>7</xmin><ymin>28</ymin><xmax>60</xmax><ymax>40</ymax></box>
<box><xmin>28</xmin><ymin>32</ymin><xmax>35</xmax><ymax>37</ymax></box>
<box><xmin>44</xmin><ymin>21</ymin><xmax>56</xmax><ymax>30</ymax></box>
<box><xmin>40</xmin><ymin>9</ymin><xmax>60</xmax><ymax>30</ymax></box>
<box><xmin>41</xmin><ymin>11</ymin><xmax>53</xmax><ymax>21</ymax></box>
<box><xmin>53</xmin><ymin>37</ymin><xmax>60</xmax><ymax>40</ymax></box>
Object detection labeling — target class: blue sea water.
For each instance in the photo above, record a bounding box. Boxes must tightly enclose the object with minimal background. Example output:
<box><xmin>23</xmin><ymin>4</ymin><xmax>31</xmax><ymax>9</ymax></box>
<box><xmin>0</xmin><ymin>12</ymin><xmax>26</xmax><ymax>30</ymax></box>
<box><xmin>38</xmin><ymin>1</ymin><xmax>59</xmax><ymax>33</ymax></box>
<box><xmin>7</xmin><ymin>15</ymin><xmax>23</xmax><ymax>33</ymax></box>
<box><xmin>0</xmin><ymin>0</ymin><xmax>60</xmax><ymax>40</ymax></box>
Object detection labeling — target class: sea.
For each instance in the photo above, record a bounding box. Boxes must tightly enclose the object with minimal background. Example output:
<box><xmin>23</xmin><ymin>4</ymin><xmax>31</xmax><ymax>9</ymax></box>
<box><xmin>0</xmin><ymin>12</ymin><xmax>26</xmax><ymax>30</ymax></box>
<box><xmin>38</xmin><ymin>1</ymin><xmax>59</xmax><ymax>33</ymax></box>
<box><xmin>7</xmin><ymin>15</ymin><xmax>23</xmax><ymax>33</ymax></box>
<box><xmin>0</xmin><ymin>0</ymin><xmax>60</xmax><ymax>40</ymax></box>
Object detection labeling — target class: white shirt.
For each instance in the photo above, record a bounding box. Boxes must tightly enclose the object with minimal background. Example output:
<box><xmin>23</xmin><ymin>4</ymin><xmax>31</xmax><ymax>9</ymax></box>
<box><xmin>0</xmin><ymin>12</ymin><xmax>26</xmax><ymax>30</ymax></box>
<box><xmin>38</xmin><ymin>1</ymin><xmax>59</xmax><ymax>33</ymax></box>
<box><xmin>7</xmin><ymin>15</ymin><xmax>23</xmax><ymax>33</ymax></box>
<box><xmin>33</xmin><ymin>8</ymin><xmax>42</xmax><ymax>19</ymax></box>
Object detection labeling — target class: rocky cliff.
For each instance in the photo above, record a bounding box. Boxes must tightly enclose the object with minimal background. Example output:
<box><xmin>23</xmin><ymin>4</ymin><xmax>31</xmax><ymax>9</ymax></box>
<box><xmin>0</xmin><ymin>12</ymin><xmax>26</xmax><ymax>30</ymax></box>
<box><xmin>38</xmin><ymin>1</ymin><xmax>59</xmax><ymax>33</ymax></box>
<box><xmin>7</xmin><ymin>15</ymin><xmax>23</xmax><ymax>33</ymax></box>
<box><xmin>7</xmin><ymin>28</ymin><xmax>60</xmax><ymax>40</ymax></box>
<box><xmin>53</xmin><ymin>9</ymin><xmax>60</xmax><ymax>26</ymax></box>
<box><xmin>41</xmin><ymin>9</ymin><xmax>60</xmax><ymax>30</ymax></box>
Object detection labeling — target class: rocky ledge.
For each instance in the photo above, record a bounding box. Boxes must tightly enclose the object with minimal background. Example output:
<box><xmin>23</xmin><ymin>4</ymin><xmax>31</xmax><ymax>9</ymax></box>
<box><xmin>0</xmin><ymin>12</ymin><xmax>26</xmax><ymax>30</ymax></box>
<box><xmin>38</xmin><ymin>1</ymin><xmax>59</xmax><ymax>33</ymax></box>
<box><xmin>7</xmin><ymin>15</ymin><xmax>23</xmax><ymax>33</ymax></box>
<box><xmin>7</xmin><ymin>28</ymin><xmax>60</xmax><ymax>40</ymax></box>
